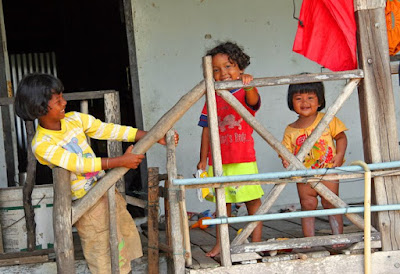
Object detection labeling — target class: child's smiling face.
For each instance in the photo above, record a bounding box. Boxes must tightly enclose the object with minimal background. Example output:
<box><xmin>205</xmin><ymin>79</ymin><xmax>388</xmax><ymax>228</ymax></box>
<box><xmin>292</xmin><ymin>91</ymin><xmax>321</xmax><ymax>118</ymax></box>
<box><xmin>46</xmin><ymin>92</ymin><xmax>67</xmax><ymax>121</ymax></box>
<box><xmin>211</xmin><ymin>53</ymin><xmax>243</xmax><ymax>82</ymax></box>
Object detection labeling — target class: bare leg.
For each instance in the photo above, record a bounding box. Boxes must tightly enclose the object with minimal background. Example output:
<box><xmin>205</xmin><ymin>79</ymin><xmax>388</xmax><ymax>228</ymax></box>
<box><xmin>297</xmin><ymin>183</ymin><xmax>318</xmax><ymax>238</ymax></box>
<box><xmin>321</xmin><ymin>180</ymin><xmax>344</xmax><ymax>248</ymax></box>
<box><xmin>245</xmin><ymin>199</ymin><xmax>262</xmax><ymax>242</ymax></box>
<box><xmin>206</xmin><ymin>203</ymin><xmax>231</xmax><ymax>257</ymax></box>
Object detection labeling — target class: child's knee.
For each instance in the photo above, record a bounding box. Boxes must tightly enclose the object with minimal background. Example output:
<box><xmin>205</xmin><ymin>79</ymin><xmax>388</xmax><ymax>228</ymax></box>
<box><xmin>300</xmin><ymin>197</ymin><xmax>318</xmax><ymax>210</ymax></box>
<box><xmin>321</xmin><ymin>198</ymin><xmax>334</xmax><ymax>209</ymax></box>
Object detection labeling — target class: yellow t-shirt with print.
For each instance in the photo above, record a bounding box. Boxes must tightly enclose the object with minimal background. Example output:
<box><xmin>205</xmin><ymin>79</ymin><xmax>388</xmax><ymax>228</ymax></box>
<box><xmin>282</xmin><ymin>112</ymin><xmax>347</xmax><ymax>169</ymax></box>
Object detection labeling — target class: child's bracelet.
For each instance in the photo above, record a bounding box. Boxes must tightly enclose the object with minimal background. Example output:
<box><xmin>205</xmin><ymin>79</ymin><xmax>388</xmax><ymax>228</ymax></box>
<box><xmin>244</xmin><ymin>86</ymin><xmax>254</xmax><ymax>91</ymax></box>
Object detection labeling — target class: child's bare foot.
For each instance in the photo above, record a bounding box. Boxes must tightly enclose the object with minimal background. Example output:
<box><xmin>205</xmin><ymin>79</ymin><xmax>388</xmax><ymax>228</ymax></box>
<box><xmin>206</xmin><ymin>245</ymin><xmax>220</xmax><ymax>257</ymax></box>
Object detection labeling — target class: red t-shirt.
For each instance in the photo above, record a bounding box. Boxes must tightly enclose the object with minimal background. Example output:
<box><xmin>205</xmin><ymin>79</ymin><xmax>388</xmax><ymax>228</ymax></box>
<box><xmin>198</xmin><ymin>88</ymin><xmax>260</xmax><ymax>165</ymax></box>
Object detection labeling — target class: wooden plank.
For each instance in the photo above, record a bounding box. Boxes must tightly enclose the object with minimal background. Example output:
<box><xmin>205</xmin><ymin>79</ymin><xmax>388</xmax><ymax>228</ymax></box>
<box><xmin>63</xmin><ymin>90</ymin><xmax>115</xmax><ymax>101</ymax></box>
<box><xmin>203</xmin><ymin>56</ymin><xmax>231</xmax><ymax>266</ymax></box>
<box><xmin>190</xmin><ymin>229</ymin><xmax>218</xmax><ymax>247</ymax></box>
<box><xmin>104</xmin><ymin>92</ymin><xmax>125</xmax><ymax>194</ymax></box>
<box><xmin>0</xmin><ymin>255</ymin><xmax>49</xmax><ymax>267</ymax></box>
<box><xmin>214</xmin><ymin>70</ymin><xmax>364</xmax><ymax>90</ymax></box>
<box><xmin>122</xmin><ymin>0</ymin><xmax>148</xmax><ymax>189</ymax></box>
<box><xmin>166</xmin><ymin>131</ymin><xmax>185</xmax><ymax>274</ymax></box>
<box><xmin>231</xmin><ymin>232</ymin><xmax>380</xmax><ymax>254</ymax></box>
<box><xmin>23</xmin><ymin>121</ymin><xmax>36</xmax><ymax>251</ymax></box>
<box><xmin>147</xmin><ymin>167</ymin><xmax>160</xmax><ymax>274</ymax></box>
<box><xmin>52</xmin><ymin>168</ymin><xmax>75</xmax><ymax>274</ymax></box>
<box><xmin>188</xmin><ymin>250</ymin><xmax>400</xmax><ymax>274</ymax></box>
<box><xmin>263</xmin><ymin>220</ymin><xmax>303</xmax><ymax>238</ymax></box>
<box><xmin>71</xmin><ymin>80</ymin><xmax>206</xmax><ymax>225</ymax></box>
<box><xmin>0</xmin><ymin>0</ymin><xmax>16</xmax><ymax>187</ymax></box>
<box><xmin>355</xmin><ymin>5</ymin><xmax>400</xmax><ymax>250</ymax></box>
<box><xmin>190</xmin><ymin>245</ymin><xmax>220</xmax><ymax>270</ymax></box>
<box><xmin>231</xmin><ymin>252</ymin><xmax>261</xmax><ymax>263</ymax></box>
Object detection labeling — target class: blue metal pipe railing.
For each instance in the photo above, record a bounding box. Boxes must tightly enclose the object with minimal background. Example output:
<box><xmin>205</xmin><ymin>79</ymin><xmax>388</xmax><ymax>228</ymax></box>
<box><xmin>173</xmin><ymin>161</ymin><xmax>400</xmax><ymax>186</ymax></box>
<box><xmin>201</xmin><ymin>204</ymin><xmax>400</xmax><ymax>225</ymax></box>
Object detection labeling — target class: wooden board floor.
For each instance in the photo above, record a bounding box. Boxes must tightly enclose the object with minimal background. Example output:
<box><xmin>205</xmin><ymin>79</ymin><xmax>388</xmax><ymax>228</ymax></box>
<box><xmin>141</xmin><ymin>215</ymin><xmax>363</xmax><ymax>271</ymax></box>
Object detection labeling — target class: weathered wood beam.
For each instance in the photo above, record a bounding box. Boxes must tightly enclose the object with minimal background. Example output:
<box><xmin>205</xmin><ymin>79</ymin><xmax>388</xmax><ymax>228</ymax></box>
<box><xmin>214</xmin><ymin>70</ymin><xmax>364</xmax><ymax>90</ymax></box>
<box><xmin>71</xmin><ymin>81</ymin><xmax>205</xmax><ymax>224</ymax></box>
<box><xmin>53</xmin><ymin>168</ymin><xmax>75</xmax><ymax>274</ymax></box>
<box><xmin>355</xmin><ymin>3</ymin><xmax>400</xmax><ymax>250</ymax></box>
<box><xmin>204</xmin><ymin>56</ymin><xmax>231</xmax><ymax>266</ymax></box>
<box><xmin>187</xmin><ymin>250</ymin><xmax>400</xmax><ymax>274</ymax></box>
<box><xmin>23</xmin><ymin>121</ymin><xmax>36</xmax><ymax>251</ymax></box>
<box><xmin>166</xmin><ymin>130</ymin><xmax>185</xmax><ymax>274</ymax></box>
<box><xmin>147</xmin><ymin>167</ymin><xmax>160</xmax><ymax>274</ymax></box>
<box><xmin>231</xmin><ymin>232</ymin><xmax>381</xmax><ymax>254</ymax></box>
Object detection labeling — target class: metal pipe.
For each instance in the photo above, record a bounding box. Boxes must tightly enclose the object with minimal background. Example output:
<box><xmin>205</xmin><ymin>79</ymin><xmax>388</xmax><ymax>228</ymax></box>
<box><xmin>173</xmin><ymin>161</ymin><xmax>400</xmax><ymax>186</ymax></box>
<box><xmin>352</xmin><ymin>161</ymin><xmax>371</xmax><ymax>274</ymax></box>
<box><xmin>201</xmin><ymin>204</ymin><xmax>400</xmax><ymax>225</ymax></box>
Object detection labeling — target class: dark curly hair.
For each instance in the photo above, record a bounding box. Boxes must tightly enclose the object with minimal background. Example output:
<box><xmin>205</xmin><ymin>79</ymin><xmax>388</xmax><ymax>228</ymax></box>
<box><xmin>206</xmin><ymin>41</ymin><xmax>250</xmax><ymax>70</ymax></box>
<box><xmin>287</xmin><ymin>81</ymin><xmax>325</xmax><ymax>112</ymax></box>
<box><xmin>14</xmin><ymin>73</ymin><xmax>64</xmax><ymax>121</ymax></box>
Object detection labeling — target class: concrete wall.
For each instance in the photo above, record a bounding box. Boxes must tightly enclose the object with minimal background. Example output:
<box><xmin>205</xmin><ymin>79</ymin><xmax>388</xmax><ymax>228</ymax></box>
<box><xmin>131</xmin><ymin>0</ymin><xmax>395</xmax><ymax>213</ymax></box>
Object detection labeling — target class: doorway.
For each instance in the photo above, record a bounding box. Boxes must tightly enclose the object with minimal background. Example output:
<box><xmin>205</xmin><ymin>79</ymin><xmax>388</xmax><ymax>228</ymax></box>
<box><xmin>2</xmin><ymin>0</ymin><xmax>144</xmax><ymax>209</ymax></box>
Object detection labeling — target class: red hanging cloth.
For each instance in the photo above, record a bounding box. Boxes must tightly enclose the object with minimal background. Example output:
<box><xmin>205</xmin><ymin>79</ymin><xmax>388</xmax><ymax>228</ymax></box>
<box><xmin>292</xmin><ymin>0</ymin><xmax>357</xmax><ymax>71</ymax></box>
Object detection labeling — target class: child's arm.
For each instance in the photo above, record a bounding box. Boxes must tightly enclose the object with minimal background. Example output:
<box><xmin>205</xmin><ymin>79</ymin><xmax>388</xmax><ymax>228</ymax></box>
<box><xmin>240</xmin><ymin>74</ymin><xmax>259</xmax><ymax>107</ymax></box>
<box><xmin>197</xmin><ymin>127</ymin><xmax>209</xmax><ymax>170</ymax></box>
<box><xmin>102</xmin><ymin>145</ymin><xmax>145</xmax><ymax>170</ymax></box>
<box><xmin>134</xmin><ymin>129</ymin><xmax>179</xmax><ymax>146</ymax></box>
<box><xmin>331</xmin><ymin>132</ymin><xmax>347</xmax><ymax>167</ymax></box>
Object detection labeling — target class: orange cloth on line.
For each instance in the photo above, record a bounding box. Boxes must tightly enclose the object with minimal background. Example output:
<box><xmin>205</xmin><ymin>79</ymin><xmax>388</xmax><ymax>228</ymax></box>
<box><xmin>293</xmin><ymin>0</ymin><xmax>357</xmax><ymax>71</ymax></box>
<box><xmin>386</xmin><ymin>0</ymin><xmax>400</xmax><ymax>55</ymax></box>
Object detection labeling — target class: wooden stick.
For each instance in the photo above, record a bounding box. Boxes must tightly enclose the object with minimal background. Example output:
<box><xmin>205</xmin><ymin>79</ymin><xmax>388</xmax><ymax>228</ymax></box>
<box><xmin>231</xmin><ymin>232</ymin><xmax>381</xmax><ymax>254</ymax></box>
<box><xmin>71</xmin><ymin>81</ymin><xmax>205</xmax><ymax>224</ymax></box>
<box><xmin>107</xmin><ymin>186</ymin><xmax>119</xmax><ymax>274</ymax></box>
<box><xmin>214</xmin><ymin>70</ymin><xmax>363</xmax><ymax>90</ymax></box>
<box><xmin>203</xmin><ymin>56</ymin><xmax>231</xmax><ymax>266</ymax></box>
<box><xmin>166</xmin><ymin>130</ymin><xmax>186</xmax><ymax>274</ymax></box>
<box><xmin>179</xmin><ymin>185</ymin><xmax>192</xmax><ymax>266</ymax></box>
<box><xmin>147</xmin><ymin>167</ymin><xmax>160</xmax><ymax>274</ymax></box>
<box><xmin>53</xmin><ymin>168</ymin><xmax>75</xmax><ymax>274</ymax></box>
<box><xmin>104</xmin><ymin>92</ymin><xmax>125</xmax><ymax>194</ymax></box>
<box><xmin>104</xmin><ymin>92</ymin><xmax>123</xmax><ymax>273</ymax></box>
<box><xmin>23</xmin><ymin>121</ymin><xmax>36</xmax><ymax>251</ymax></box>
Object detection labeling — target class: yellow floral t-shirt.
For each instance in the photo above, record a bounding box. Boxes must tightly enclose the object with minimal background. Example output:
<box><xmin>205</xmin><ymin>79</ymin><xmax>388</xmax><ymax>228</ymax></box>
<box><xmin>282</xmin><ymin>112</ymin><xmax>347</xmax><ymax>169</ymax></box>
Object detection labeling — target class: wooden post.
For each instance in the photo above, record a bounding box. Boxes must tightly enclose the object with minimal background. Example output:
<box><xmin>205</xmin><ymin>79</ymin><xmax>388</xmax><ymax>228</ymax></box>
<box><xmin>104</xmin><ymin>91</ymin><xmax>124</xmax><ymax>273</ymax></box>
<box><xmin>0</xmin><ymin>0</ymin><xmax>17</xmax><ymax>187</ymax></box>
<box><xmin>53</xmin><ymin>168</ymin><xmax>75</xmax><ymax>274</ymax></box>
<box><xmin>203</xmin><ymin>56</ymin><xmax>231</xmax><ymax>266</ymax></box>
<box><xmin>23</xmin><ymin>121</ymin><xmax>36</xmax><ymax>251</ymax></box>
<box><xmin>179</xmin><ymin>185</ymin><xmax>192</xmax><ymax>266</ymax></box>
<box><xmin>148</xmin><ymin>167</ymin><xmax>160</xmax><ymax>274</ymax></box>
<box><xmin>166</xmin><ymin>130</ymin><xmax>186</xmax><ymax>273</ymax></box>
<box><xmin>104</xmin><ymin>92</ymin><xmax>125</xmax><ymax>194</ymax></box>
<box><xmin>355</xmin><ymin>0</ymin><xmax>400</xmax><ymax>250</ymax></box>
<box><xmin>122</xmin><ymin>0</ymin><xmax>149</xmax><ymax>191</ymax></box>
<box><xmin>164</xmin><ymin>177</ymin><xmax>174</xmax><ymax>273</ymax></box>
<box><xmin>71</xmin><ymin>81</ymin><xmax>205</xmax><ymax>225</ymax></box>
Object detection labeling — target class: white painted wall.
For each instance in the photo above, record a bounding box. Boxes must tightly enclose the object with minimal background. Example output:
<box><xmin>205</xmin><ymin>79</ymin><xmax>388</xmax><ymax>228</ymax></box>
<box><xmin>131</xmin><ymin>0</ymin><xmax>397</xmax><ymax>214</ymax></box>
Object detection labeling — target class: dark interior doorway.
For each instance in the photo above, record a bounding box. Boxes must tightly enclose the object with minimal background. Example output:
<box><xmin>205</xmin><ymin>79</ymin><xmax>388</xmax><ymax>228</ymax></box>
<box><xmin>3</xmin><ymin>0</ymin><xmax>144</xmax><ymax>213</ymax></box>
